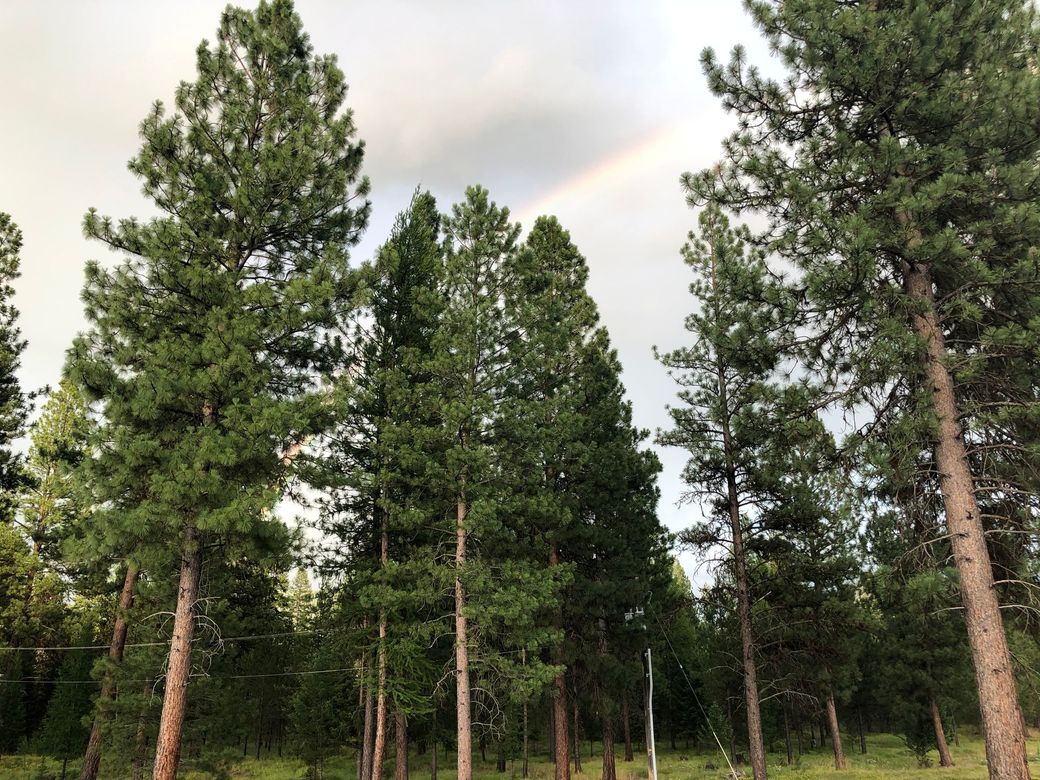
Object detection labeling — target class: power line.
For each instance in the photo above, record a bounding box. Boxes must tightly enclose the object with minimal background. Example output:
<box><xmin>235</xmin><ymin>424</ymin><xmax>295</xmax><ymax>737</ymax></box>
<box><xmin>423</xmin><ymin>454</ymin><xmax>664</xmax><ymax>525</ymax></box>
<box><xmin>651</xmin><ymin>610</ymin><xmax>738</xmax><ymax>779</ymax></box>
<box><xmin>0</xmin><ymin>628</ymin><xmax>326</xmax><ymax>653</ymax></box>
<box><xmin>2</xmin><ymin>665</ymin><xmax>360</xmax><ymax>686</ymax></box>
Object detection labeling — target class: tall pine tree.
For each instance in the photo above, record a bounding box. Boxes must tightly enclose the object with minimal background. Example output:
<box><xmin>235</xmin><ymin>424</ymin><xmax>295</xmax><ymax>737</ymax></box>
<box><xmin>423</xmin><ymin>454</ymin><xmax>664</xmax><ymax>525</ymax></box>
<box><xmin>67</xmin><ymin>2</ymin><xmax>369</xmax><ymax>777</ymax></box>
<box><xmin>686</xmin><ymin>2</ymin><xmax>1040</xmax><ymax>775</ymax></box>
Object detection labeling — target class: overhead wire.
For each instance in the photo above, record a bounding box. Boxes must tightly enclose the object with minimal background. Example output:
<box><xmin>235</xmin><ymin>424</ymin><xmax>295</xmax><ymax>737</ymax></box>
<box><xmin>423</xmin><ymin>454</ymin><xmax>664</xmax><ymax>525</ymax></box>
<box><xmin>651</xmin><ymin>609</ymin><xmax>738</xmax><ymax>778</ymax></box>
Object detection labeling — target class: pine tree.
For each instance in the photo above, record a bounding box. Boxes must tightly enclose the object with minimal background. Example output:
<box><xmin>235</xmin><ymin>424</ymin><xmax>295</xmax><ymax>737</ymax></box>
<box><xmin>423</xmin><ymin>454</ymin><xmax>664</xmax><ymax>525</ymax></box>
<box><xmin>0</xmin><ymin>649</ymin><xmax>27</xmax><ymax>755</ymax></box>
<box><xmin>66</xmin><ymin>2</ymin><xmax>369</xmax><ymax>776</ymax></box>
<box><xmin>656</xmin><ymin>203</ymin><xmax>792</xmax><ymax>780</ymax></box>
<box><xmin>0</xmin><ymin>213</ymin><xmax>29</xmax><ymax>520</ymax></box>
<box><xmin>499</xmin><ymin>215</ymin><xmax>601</xmax><ymax>780</ymax></box>
<box><xmin>20</xmin><ymin>378</ymin><xmax>92</xmax><ymax>573</ymax></box>
<box><xmin>315</xmin><ymin>189</ymin><xmax>445</xmax><ymax>780</ymax></box>
<box><xmin>0</xmin><ymin>213</ymin><xmax>37</xmax><ymax>755</ymax></box>
<box><xmin>429</xmin><ymin>185</ymin><xmax>520</xmax><ymax>780</ymax></box>
<box><xmin>685</xmin><ymin>3</ymin><xmax>1040</xmax><ymax>775</ymax></box>
<box><xmin>287</xmin><ymin>569</ymin><xmax>316</xmax><ymax>630</ymax></box>
<box><xmin>38</xmin><ymin>630</ymin><xmax>96</xmax><ymax>780</ymax></box>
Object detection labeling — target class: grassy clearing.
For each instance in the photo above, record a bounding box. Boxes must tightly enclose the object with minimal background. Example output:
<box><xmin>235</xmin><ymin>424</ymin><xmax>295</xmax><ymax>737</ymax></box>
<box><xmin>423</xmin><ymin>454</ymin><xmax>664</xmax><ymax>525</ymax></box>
<box><xmin>4</xmin><ymin>732</ymin><xmax>1040</xmax><ymax>779</ymax></box>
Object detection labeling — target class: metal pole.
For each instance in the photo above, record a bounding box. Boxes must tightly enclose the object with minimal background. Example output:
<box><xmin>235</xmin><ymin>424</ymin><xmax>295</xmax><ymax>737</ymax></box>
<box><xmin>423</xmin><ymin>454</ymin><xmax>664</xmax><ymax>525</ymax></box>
<box><xmin>644</xmin><ymin>646</ymin><xmax>657</xmax><ymax>780</ymax></box>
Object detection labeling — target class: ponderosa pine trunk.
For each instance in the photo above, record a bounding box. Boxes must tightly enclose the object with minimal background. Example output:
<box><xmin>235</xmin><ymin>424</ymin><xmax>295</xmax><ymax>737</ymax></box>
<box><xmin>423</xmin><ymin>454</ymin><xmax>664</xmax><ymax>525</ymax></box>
<box><xmin>455</xmin><ymin>489</ymin><xmax>472</xmax><ymax>780</ymax></box>
<box><xmin>895</xmin><ymin>154</ymin><xmax>1030</xmax><ymax>780</ymax></box>
<box><xmin>824</xmin><ymin>692</ymin><xmax>846</xmax><ymax>771</ymax></box>
<box><xmin>783</xmin><ymin>699</ymin><xmax>793</xmax><ymax>765</ymax></box>
<box><xmin>395</xmin><ymin>709</ymin><xmax>408</xmax><ymax>780</ymax></box>
<box><xmin>550</xmin><ymin>545</ymin><xmax>570</xmax><ymax>780</ymax></box>
<box><xmin>718</xmin><ymin>390</ymin><xmax>766</xmax><ymax>779</ymax></box>
<box><xmin>602</xmin><ymin>712</ymin><xmax>617</xmax><ymax>780</ymax></box>
<box><xmin>362</xmin><ymin>660</ymin><xmax>375</xmax><ymax>780</ymax></box>
<box><xmin>704</xmin><ymin>255</ymin><xmax>767</xmax><ymax>780</ymax></box>
<box><xmin>372</xmin><ymin>513</ymin><xmax>389</xmax><ymax>780</ymax></box>
<box><xmin>81</xmin><ymin>561</ymin><xmax>140</xmax><ymax>780</ymax></box>
<box><xmin>522</xmin><ymin>650</ymin><xmax>530</xmax><ymax>779</ymax></box>
<box><xmin>931</xmin><ymin>698</ymin><xmax>954</xmax><ymax>768</ymax></box>
<box><xmin>621</xmin><ymin>698</ymin><xmax>633</xmax><ymax>762</ymax></box>
<box><xmin>152</xmin><ymin>526</ymin><xmax>202</xmax><ymax>780</ymax></box>
<box><xmin>904</xmin><ymin>259</ymin><xmax>1030</xmax><ymax>779</ymax></box>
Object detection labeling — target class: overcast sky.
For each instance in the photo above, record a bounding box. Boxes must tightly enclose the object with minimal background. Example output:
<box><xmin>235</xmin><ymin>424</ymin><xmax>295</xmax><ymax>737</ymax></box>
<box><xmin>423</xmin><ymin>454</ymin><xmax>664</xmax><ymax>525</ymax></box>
<box><xmin>0</xmin><ymin>0</ymin><xmax>776</xmax><ymax>583</ymax></box>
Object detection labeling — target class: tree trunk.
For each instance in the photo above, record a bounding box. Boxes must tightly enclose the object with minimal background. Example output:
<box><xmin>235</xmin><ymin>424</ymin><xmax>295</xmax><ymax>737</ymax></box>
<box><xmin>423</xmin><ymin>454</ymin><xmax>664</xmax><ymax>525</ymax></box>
<box><xmin>255</xmin><ymin>695</ymin><xmax>263</xmax><ymax>761</ymax></box>
<box><xmin>931</xmin><ymin>698</ymin><xmax>954</xmax><ymax>768</ymax></box>
<box><xmin>621</xmin><ymin>698</ymin><xmax>633</xmax><ymax>762</ymax></box>
<box><xmin>359</xmin><ymin>648</ymin><xmax>376</xmax><ymax>780</ymax></box>
<box><xmin>395</xmin><ymin>710</ymin><xmax>408</xmax><ymax>780</ymax></box>
<box><xmin>602</xmin><ymin>713</ymin><xmax>617</xmax><ymax>780</ymax></box>
<box><xmin>572</xmin><ymin>697</ymin><xmax>582</xmax><ymax>775</ymax></box>
<box><xmin>900</xmin><ymin>208</ymin><xmax>1030</xmax><ymax>780</ymax></box>
<box><xmin>372</xmin><ymin>520</ymin><xmax>389</xmax><ymax>780</ymax></box>
<box><xmin>552</xmin><ymin>675</ymin><xmax>570</xmax><ymax>779</ymax></box>
<box><xmin>783</xmin><ymin>699</ymin><xmax>793</xmax><ymax>765</ymax></box>
<box><xmin>361</xmin><ymin>657</ymin><xmax>375</xmax><ymax>780</ymax></box>
<box><xmin>81</xmin><ymin>562</ymin><xmax>140</xmax><ymax>780</ymax></box>
<box><xmin>455</xmin><ymin>493</ymin><xmax>472</xmax><ymax>780</ymax></box>
<box><xmin>715</xmin><ymin>338</ymin><xmax>767</xmax><ymax>780</ymax></box>
<box><xmin>522</xmin><ymin>690</ymin><xmax>529</xmax><ymax>778</ymax></box>
<box><xmin>152</xmin><ymin>528</ymin><xmax>202</xmax><ymax>780</ymax></box>
<box><xmin>857</xmin><ymin>710</ymin><xmax>866</xmax><ymax>755</ymax></box>
<box><xmin>824</xmin><ymin>692</ymin><xmax>846</xmax><ymax>771</ymax></box>
<box><xmin>795</xmin><ymin>705</ymin><xmax>802</xmax><ymax>758</ymax></box>
<box><xmin>551</xmin><ymin>548</ymin><xmax>570</xmax><ymax>780</ymax></box>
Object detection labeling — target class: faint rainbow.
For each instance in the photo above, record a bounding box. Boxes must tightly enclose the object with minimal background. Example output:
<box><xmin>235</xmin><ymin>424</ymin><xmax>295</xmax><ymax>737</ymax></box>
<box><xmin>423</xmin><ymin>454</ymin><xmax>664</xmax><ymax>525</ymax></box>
<box><xmin>515</xmin><ymin>117</ymin><xmax>695</xmax><ymax>226</ymax></box>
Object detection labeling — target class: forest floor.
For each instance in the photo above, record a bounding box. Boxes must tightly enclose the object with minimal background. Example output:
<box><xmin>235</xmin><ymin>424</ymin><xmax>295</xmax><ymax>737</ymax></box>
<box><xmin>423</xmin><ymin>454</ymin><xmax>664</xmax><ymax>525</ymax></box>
<box><xmin>2</xmin><ymin>733</ymin><xmax>1036</xmax><ymax>779</ymax></box>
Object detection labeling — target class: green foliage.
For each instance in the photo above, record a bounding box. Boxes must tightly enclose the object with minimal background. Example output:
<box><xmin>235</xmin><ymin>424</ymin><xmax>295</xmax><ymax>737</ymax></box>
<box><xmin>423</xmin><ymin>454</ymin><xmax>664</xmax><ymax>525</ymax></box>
<box><xmin>0</xmin><ymin>213</ymin><xmax>30</xmax><ymax>515</ymax></box>
<box><xmin>36</xmin><ymin>630</ymin><xmax>96</xmax><ymax>764</ymax></box>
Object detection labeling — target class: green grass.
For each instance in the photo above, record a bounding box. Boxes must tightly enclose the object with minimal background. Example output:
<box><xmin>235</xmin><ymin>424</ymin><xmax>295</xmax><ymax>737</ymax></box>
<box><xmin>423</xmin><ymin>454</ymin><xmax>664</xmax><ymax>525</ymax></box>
<box><xmin>4</xmin><ymin>733</ymin><xmax>1040</xmax><ymax>779</ymax></box>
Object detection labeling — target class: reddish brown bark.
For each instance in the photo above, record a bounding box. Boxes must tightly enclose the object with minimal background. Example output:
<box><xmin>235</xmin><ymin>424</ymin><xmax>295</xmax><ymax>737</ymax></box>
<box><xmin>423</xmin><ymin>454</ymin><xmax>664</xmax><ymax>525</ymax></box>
<box><xmin>522</xmin><ymin>651</ymin><xmax>529</xmax><ymax>779</ymax></box>
<box><xmin>904</xmin><ymin>258</ymin><xmax>1030</xmax><ymax>780</ymax></box>
<box><xmin>887</xmin><ymin>143</ymin><xmax>1031</xmax><ymax>780</ymax></box>
<box><xmin>714</xmin><ymin>305</ymin><xmax>767</xmax><ymax>780</ymax></box>
<box><xmin>696</xmin><ymin>242</ymin><xmax>768</xmax><ymax>780</ymax></box>
<box><xmin>824</xmin><ymin>693</ymin><xmax>846</xmax><ymax>771</ymax></box>
<box><xmin>361</xmin><ymin>658</ymin><xmax>375</xmax><ymax>780</ymax></box>
<box><xmin>80</xmin><ymin>562</ymin><xmax>140</xmax><ymax>780</ymax></box>
<box><xmin>372</xmin><ymin>517</ymin><xmax>389</xmax><ymax>780</ymax></box>
<box><xmin>601</xmin><ymin>713</ymin><xmax>617</xmax><ymax>780</ymax></box>
<box><xmin>550</xmin><ymin>546</ymin><xmax>570</xmax><ymax>780</ymax></box>
<box><xmin>455</xmin><ymin>493</ymin><xmax>472</xmax><ymax>780</ymax></box>
<box><xmin>395</xmin><ymin>709</ymin><xmax>408</xmax><ymax>780</ymax></box>
<box><xmin>152</xmin><ymin>527</ymin><xmax>202</xmax><ymax>780</ymax></box>
<box><xmin>931</xmin><ymin>698</ymin><xmax>954</xmax><ymax>768</ymax></box>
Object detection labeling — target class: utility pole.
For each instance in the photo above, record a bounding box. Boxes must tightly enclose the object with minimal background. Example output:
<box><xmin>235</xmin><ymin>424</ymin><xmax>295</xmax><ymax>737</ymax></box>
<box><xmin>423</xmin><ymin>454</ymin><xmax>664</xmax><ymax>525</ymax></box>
<box><xmin>626</xmin><ymin>606</ymin><xmax>657</xmax><ymax>780</ymax></box>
